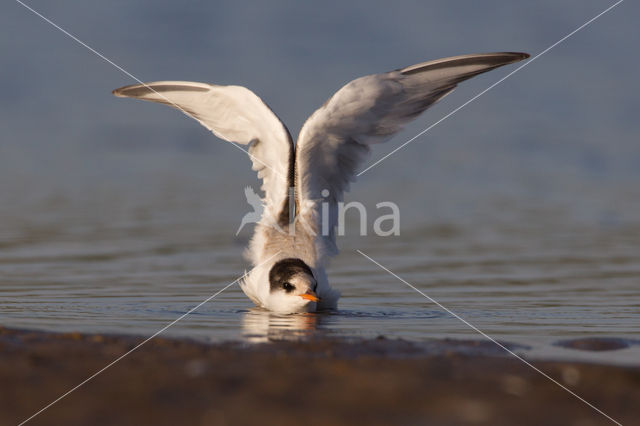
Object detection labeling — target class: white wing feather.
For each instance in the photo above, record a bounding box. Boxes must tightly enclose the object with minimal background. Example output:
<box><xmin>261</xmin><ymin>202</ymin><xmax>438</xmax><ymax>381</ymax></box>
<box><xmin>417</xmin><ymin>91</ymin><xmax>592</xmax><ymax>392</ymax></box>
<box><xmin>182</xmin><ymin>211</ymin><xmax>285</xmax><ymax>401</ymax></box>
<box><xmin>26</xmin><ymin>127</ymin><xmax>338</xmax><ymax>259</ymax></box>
<box><xmin>295</xmin><ymin>52</ymin><xmax>529</xmax><ymax>250</ymax></box>
<box><xmin>113</xmin><ymin>81</ymin><xmax>293</xmax><ymax>220</ymax></box>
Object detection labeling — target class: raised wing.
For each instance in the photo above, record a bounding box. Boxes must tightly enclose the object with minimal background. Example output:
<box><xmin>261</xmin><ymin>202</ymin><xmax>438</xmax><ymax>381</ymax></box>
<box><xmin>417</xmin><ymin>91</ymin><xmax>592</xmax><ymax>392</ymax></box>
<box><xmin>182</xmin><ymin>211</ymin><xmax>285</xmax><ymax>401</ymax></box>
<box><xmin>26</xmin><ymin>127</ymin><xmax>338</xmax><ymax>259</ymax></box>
<box><xmin>113</xmin><ymin>81</ymin><xmax>294</xmax><ymax>223</ymax></box>
<box><xmin>295</xmin><ymin>52</ymin><xmax>529</xmax><ymax>249</ymax></box>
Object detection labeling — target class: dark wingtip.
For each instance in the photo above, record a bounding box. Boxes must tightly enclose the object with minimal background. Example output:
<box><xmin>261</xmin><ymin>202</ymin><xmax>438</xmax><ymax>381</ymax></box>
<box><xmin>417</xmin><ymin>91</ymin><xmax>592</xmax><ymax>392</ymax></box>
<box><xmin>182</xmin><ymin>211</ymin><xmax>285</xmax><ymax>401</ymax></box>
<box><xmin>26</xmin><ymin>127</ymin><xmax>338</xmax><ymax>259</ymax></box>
<box><xmin>509</xmin><ymin>52</ymin><xmax>530</xmax><ymax>60</ymax></box>
<box><xmin>112</xmin><ymin>87</ymin><xmax>126</xmax><ymax>97</ymax></box>
<box><xmin>496</xmin><ymin>52</ymin><xmax>530</xmax><ymax>66</ymax></box>
<box><xmin>493</xmin><ymin>52</ymin><xmax>530</xmax><ymax>63</ymax></box>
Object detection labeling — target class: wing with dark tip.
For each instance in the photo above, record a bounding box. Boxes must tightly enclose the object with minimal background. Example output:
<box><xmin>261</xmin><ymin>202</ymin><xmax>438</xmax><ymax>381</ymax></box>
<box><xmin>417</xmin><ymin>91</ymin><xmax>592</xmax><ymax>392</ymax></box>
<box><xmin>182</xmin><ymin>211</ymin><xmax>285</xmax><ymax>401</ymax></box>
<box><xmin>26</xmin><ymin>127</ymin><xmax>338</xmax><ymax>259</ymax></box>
<box><xmin>113</xmin><ymin>81</ymin><xmax>294</xmax><ymax>223</ymax></box>
<box><xmin>295</xmin><ymin>52</ymin><xmax>529</xmax><ymax>250</ymax></box>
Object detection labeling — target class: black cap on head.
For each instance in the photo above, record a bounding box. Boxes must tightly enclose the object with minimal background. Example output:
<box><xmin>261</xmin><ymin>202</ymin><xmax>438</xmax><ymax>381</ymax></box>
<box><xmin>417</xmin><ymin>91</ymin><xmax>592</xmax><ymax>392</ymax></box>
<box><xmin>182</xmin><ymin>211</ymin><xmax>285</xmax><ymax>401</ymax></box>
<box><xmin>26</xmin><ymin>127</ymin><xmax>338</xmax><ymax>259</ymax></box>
<box><xmin>269</xmin><ymin>258</ymin><xmax>314</xmax><ymax>293</ymax></box>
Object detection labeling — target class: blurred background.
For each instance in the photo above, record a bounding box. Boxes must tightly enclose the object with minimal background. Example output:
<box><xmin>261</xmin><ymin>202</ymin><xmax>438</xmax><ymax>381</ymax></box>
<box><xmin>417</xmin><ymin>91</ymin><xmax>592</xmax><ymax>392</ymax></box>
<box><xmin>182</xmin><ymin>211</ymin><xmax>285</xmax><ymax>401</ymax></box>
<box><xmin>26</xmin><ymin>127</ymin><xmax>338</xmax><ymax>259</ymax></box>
<box><xmin>1</xmin><ymin>1</ymin><xmax>638</xmax><ymax>355</ymax></box>
<box><xmin>2</xmin><ymin>0</ymin><xmax>638</xmax><ymax>228</ymax></box>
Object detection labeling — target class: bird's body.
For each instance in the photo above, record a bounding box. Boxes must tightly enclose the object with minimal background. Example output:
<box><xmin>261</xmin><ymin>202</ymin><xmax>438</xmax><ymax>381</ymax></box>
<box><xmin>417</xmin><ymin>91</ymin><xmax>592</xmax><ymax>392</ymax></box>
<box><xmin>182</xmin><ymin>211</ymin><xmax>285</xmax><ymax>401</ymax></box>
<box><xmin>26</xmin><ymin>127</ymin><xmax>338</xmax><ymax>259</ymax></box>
<box><xmin>242</xmin><ymin>217</ymin><xmax>339</xmax><ymax>313</ymax></box>
<box><xmin>113</xmin><ymin>51</ymin><xmax>529</xmax><ymax>313</ymax></box>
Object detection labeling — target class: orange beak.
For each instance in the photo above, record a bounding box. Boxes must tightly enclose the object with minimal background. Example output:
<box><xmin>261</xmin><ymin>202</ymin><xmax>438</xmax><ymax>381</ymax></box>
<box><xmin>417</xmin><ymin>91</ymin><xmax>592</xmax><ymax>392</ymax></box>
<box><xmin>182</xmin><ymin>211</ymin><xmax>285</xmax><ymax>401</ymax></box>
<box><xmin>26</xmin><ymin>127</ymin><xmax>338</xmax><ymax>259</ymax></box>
<box><xmin>300</xmin><ymin>291</ymin><xmax>320</xmax><ymax>302</ymax></box>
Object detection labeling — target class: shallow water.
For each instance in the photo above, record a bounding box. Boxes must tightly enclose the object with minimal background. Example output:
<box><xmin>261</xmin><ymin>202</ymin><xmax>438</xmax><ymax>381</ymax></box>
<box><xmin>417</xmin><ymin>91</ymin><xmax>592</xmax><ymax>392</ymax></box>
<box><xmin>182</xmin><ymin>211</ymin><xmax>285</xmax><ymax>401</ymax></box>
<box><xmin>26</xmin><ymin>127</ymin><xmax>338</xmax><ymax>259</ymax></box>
<box><xmin>1</xmin><ymin>169</ymin><xmax>639</xmax><ymax>366</ymax></box>
<box><xmin>3</xmin><ymin>0</ymin><xmax>640</xmax><ymax>368</ymax></box>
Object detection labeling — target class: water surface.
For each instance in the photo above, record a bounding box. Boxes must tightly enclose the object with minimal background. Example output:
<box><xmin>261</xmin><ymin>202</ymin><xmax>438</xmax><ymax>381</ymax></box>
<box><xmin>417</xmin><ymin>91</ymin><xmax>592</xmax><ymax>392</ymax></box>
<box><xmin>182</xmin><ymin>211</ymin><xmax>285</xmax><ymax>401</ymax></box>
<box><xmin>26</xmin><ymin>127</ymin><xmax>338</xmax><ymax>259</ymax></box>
<box><xmin>1</xmin><ymin>181</ymin><xmax>639</xmax><ymax>365</ymax></box>
<box><xmin>2</xmin><ymin>0</ymin><xmax>640</xmax><ymax>366</ymax></box>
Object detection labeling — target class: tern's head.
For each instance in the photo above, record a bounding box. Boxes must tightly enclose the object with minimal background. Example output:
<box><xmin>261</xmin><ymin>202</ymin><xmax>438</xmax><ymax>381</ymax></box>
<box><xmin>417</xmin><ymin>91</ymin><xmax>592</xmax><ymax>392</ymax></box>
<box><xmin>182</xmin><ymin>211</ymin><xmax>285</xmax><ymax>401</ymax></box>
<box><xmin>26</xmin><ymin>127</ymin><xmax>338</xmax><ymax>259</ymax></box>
<box><xmin>267</xmin><ymin>258</ymin><xmax>319</xmax><ymax>313</ymax></box>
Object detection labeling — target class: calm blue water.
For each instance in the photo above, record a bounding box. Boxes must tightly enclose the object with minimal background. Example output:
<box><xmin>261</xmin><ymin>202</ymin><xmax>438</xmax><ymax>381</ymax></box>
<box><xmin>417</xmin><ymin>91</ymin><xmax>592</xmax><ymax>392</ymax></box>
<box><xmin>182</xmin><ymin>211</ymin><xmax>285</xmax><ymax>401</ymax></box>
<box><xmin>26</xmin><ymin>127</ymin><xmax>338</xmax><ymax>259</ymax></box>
<box><xmin>1</xmin><ymin>1</ymin><xmax>639</xmax><ymax>365</ymax></box>
<box><xmin>1</xmin><ymin>177</ymin><xmax>639</xmax><ymax>365</ymax></box>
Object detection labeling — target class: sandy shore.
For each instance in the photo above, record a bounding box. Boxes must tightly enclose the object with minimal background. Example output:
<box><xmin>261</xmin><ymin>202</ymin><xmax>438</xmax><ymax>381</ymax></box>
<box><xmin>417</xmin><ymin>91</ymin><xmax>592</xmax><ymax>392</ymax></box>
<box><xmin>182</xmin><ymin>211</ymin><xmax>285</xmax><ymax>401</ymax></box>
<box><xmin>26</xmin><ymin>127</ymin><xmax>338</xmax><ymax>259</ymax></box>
<box><xmin>1</xmin><ymin>327</ymin><xmax>638</xmax><ymax>426</ymax></box>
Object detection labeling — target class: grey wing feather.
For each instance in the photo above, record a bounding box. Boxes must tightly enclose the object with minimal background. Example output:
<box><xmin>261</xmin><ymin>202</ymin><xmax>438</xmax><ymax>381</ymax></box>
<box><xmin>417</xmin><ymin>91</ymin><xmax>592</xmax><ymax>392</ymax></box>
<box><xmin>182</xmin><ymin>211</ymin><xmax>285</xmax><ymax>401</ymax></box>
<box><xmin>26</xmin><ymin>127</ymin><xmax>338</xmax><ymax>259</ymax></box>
<box><xmin>113</xmin><ymin>81</ymin><xmax>294</xmax><ymax>222</ymax></box>
<box><xmin>295</xmin><ymin>52</ymin><xmax>529</xmax><ymax>250</ymax></box>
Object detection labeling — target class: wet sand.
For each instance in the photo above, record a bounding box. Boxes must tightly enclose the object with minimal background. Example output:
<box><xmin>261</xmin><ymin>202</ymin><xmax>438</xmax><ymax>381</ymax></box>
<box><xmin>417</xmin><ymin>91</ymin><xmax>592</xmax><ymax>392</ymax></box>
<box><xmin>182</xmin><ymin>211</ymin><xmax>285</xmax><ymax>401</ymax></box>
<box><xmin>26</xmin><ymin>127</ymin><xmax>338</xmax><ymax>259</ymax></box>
<box><xmin>1</xmin><ymin>327</ymin><xmax>638</xmax><ymax>426</ymax></box>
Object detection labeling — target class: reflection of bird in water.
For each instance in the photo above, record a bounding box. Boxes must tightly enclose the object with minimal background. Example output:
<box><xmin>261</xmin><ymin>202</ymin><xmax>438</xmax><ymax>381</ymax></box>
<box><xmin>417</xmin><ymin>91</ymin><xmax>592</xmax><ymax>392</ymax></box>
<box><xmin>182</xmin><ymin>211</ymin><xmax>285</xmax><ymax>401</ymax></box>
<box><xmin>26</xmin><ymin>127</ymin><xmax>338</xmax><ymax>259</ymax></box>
<box><xmin>236</xmin><ymin>186</ymin><xmax>264</xmax><ymax>236</ymax></box>
<box><xmin>113</xmin><ymin>52</ymin><xmax>529</xmax><ymax>313</ymax></box>
<box><xmin>241</xmin><ymin>308</ymin><xmax>319</xmax><ymax>343</ymax></box>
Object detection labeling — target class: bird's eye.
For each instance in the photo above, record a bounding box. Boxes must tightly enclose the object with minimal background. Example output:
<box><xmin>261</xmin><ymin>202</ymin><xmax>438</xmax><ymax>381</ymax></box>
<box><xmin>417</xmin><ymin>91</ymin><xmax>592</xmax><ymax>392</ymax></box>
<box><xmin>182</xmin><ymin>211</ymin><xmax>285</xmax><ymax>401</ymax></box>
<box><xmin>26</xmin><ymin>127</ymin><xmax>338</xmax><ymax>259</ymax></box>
<box><xmin>282</xmin><ymin>282</ymin><xmax>295</xmax><ymax>293</ymax></box>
